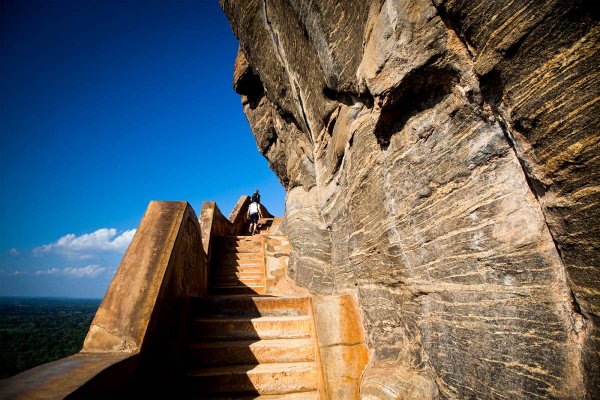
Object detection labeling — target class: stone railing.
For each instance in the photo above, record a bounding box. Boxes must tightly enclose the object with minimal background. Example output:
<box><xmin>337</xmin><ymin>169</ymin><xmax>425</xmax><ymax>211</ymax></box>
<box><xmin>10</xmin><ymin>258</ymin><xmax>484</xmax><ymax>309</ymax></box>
<box><xmin>0</xmin><ymin>201</ymin><xmax>207</xmax><ymax>399</ymax></box>
<box><xmin>0</xmin><ymin>197</ymin><xmax>279</xmax><ymax>399</ymax></box>
<box><xmin>199</xmin><ymin>195</ymin><xmax>249</xmax><ymax>260</ymax></box>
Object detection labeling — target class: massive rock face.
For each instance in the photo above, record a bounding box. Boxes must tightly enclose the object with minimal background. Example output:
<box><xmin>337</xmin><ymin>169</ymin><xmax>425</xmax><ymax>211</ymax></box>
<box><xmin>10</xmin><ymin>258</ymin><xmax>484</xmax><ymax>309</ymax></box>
<box><xmin>219</xmin><ymin>1</ymin><xmax>599</xmax><ymax>398</ymax></box>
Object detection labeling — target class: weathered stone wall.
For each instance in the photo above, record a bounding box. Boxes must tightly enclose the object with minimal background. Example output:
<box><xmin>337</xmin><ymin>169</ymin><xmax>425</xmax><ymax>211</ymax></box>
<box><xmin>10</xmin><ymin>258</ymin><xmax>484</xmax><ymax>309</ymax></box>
<box><xmin>220</xmin><ymin>1</ymin><xmax>599</xmax><ymax>398</ymax></box>
<box><xmin>0</xmin><ymin>201</ymin><xmax>207</xmax><ymax>399</ymax></box>
<box><xmin>84</xmin><ymin>201</ymin><xmax>206</xmax><ymax>356</ymax></box>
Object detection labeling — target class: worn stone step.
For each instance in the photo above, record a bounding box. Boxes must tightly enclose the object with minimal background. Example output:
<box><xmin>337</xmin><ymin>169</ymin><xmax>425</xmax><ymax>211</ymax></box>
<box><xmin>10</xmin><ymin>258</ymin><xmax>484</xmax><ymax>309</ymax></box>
<box><xmin>216</xmin><ymin>236</ymin><xmax>263</xmax><ymax>243</ymax></box>
<box><xmin>212</xmin><ymin>271</ymin><xmax>264</xmax><ymax>280</ymax></box>
<box><xmin>192</xmin><ymin>296</ymin><xmax>311</xmax><ymax>318</ymax></box>
<box><xmin>213</xmin><ymin>252</ymin><xmax>263</xmax><ymax>258</ymax></box>
<box><xmin>187</xmin><ymin>338</ymin><xmax>315</xmax><ymax>367</ymax></box>
<box><xmin>214</xmin><ymin>252</ymin><xmax>264</xmax><ymax>261</ymax></box>
<box><xmin>193</xmin><ymin>392</ymin><xmax>321</xmax><ymax>400</ymax></box>
<box><xmin>214</xmin><ymin>263</ymin><xmax>264</xmax><ymax>269</ymax></box>
<box><xmin>211</xmin><ymin>282</ymin><xmax>266</xmax><ymax>291</ymax></box>
<box><xmin>215</xmin><ymin>240</ymin><xmax>263</xmax><ymax>248</ymax></box>
<box><xmin>213</xmin><ymin>266</ymin><xmax>263</xmax><ymax>274</ymax></box>
<box><xmin>215</xmin><ymin>250</ymin><xmax>263</xmax><ymax>257</ymax></box>
<box><xmin>216</xmin><ymin>236</ymin><xmax>263</xmax><ymax>244</ymax></box>
<box><xmin>210</xmin><ymin>266</ymin><xmax>264</xmax><ymax>280</ymax></box>
<box><xmin>212</xmin><ymin>277</ymin><xmax>266</xmax><ymax>287</ymax></box>
<box><xmin>209</xmin><ymin>285</ymin><xmax>267</xmax><ymax>295</ymax></box>
<box><xmin>210</xmin><ymin>285</ymin><xmax>267</xmax><ymax>295</ymax></box>
<box><xmin>214</xmin><ymin>250</ymin><xmax>262</xmax><ymax>257</ymax></box>
<box><xmin>186</xmin><ymin>362</ymin><xmax>319</xmax><ymax>395</ymax></box>
<box><xmin>213</xmin><ymin>260</ymin><xmax>264</xmax><ymax>269</ymax></box>
<box><xmin>214</xmin><ymin>246</ymin><xmax>263</xmax><ymax>254</ymax></box>
<box><xmin>214</xmin><ymin>252</ymin><xmax>262</xmax><ymax>259</ymax></box>
<box><xmin>210</xmin><ymin>268</ymin><xmax>264</xmax><ymax>278</ymax></box>
<box><xmin>211</xmin><ymin>279</ymin><xmax>266</xmax><ymax>287</ymax></box>
<box><xmin>212</xmin><ymin>271</ymin><xmax>264</xmax><ymax>279</ymax></box>
<box><xmin>191</xmin><ymin>315</ymin><xmax>312</xmax><ymax>340</ymax></box>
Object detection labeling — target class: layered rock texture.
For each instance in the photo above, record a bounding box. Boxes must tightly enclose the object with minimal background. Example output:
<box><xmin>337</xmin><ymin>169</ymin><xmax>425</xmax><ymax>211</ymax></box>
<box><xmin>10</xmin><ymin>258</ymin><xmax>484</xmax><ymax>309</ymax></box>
<box><xmin>220</xmin><ymin>1</ymin><xmax>599</xmax><ymax>398</ymax></box>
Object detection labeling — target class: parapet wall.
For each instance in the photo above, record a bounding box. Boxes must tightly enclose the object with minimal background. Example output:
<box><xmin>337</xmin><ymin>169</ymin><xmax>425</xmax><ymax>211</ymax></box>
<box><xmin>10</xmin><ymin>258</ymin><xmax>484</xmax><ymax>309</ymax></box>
<box><xmin>0</xmin><ymin>201</ymin><xmax>207</xmax><ymax>399</ymax></box>
<box><xmin>84</xmin><ymin>201</ymin><xmax>206</xmax><ymax>355</ymax></box>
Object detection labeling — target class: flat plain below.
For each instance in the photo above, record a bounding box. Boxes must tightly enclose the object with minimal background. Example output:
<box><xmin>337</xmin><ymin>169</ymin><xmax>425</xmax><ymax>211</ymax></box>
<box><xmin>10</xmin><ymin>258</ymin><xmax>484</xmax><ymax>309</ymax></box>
<box><xmin>0</xmin><ymin>297</ymin><xmax>100</xmax><ymax>379</ymax></box>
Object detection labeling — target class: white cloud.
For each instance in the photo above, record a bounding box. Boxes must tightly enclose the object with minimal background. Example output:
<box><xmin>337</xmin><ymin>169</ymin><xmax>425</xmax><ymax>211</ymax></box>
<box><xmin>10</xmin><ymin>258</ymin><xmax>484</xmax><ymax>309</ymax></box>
<box><xmin>33</xmin><ymin>228</ymin><xmax>136</xmax><ymax>257</ymax></box>
<box><xmin>9</xmin><ymin>248</ymin><xmax>19</xmax><ymax>256</ymax></box>
<box><xmin>34</xmin><ymin>265</ymin><xmax>107</xmax><ymax>278</ymax></box>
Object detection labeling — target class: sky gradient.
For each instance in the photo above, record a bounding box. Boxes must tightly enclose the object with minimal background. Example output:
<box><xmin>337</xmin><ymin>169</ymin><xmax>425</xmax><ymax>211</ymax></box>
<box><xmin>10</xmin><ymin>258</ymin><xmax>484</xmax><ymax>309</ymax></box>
<box><xmin>0</xmin><ymin>0</ymin><xmax>286</xmax><ymax>298</ymax></box>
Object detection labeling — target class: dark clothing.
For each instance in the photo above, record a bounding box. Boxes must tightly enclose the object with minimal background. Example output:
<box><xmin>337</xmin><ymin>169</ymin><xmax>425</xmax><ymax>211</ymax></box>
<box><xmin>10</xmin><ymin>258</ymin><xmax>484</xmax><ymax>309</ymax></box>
<box><xmin>249</xmin><ymin>212</ymin><xmax>259</xmax><ymax>224</ymax></box>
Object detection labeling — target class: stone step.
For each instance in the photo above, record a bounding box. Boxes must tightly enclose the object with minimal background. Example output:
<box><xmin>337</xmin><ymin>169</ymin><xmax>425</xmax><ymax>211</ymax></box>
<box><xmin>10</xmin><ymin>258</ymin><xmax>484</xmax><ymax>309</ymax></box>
<box><xmin>210</xmin><ymin>266</ymin><xmax>265</xmax><ymax>280</ymax></box>
<box><xmin>214</xmin><ymin>246</ymin><xmax>263</xmax><ymax>254</ymax></box>
<box><xmin>193</xmin><ymin>392</ymin><xmax>321</xmax><ymax>400</ymax></box>
<box><xmin>214</xmin><ymin>251</ymin><xmax>263</xmax><ymax>257</ymax></box>
<box><xmin>210</xmin><ymin>285</ymin><xmax>267</xmax><ymax>295</ymax></box>
<box><xmin>215</xmin><ymin>262</ymin><xmax>264</xmax><ymax>269</ymax></box>
<box><xmin>213</xmin><ymin>252</ymin><xmax>263</xmax><ymax>259</ymax></box>
<box><xmin>214</xmin><ymin>252</ymin><xmax>264</xmax><ymax>261</ymax></box>
<box><xmin>211</xmin><ymin>268</ymin><xmax>264</xmax><ymax>278</ymax></box>
<box><xmin>211</xmin><ymin>278</ymin><xmax>266</xmax><ymax>287</ymax></box>
<box><xmin>187</xmin><ymin>338</ymin><xmax>315</xmax><ymax>367</ymax></box>
<box><xmin>214</xmin><ymin>250</ymin><xmax>263</xmax><ymax>258</ymax></box>
<box><xmin>212</xmin><ymin>277</ymin><xmax>266</xmax><ymax>287</ymax></box>
<box><xmin>213</xmin><ymin>260</ymin><xmax>264</xmax><ymax>269</ymax></box>
<box><xmin>212</xmin><ymin>271</ymin><xmax>264</xmax><ymax>279</ymax></box>
<box><xmin>216</xmin><ymin>236</ymin><xmax>263</xmax><ymax>243</ymax></box>
<box><xmin>186</xmin><ymin>362</ymin><xmax>319</xmax><ymax>396</ymax></box>
<box><xmin>192</xmin><ymin>296</ymin><xmax>310</xmax><ymax>318</ymax></box>
<box><xmin>215</xmin><ymin>239</ymin><xmax>263</xmax><ymax>248</ymax></box>
<box><xmin>211</xmin><ymin>283</ymin><xmax>266</xmax><ymax>292</ymax></box>
<box><xmin>191</xmin><ymin>315</ymin><xmax>312</xmax><ymax>340</ymax></box>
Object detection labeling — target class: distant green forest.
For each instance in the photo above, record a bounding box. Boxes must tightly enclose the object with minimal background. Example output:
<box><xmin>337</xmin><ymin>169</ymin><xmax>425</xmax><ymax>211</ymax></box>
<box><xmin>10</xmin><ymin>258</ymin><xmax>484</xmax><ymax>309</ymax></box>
<box><xmin>0</xmin><ymin>297</ymin><xmax>100</xmax><ymax>379</ymax></box>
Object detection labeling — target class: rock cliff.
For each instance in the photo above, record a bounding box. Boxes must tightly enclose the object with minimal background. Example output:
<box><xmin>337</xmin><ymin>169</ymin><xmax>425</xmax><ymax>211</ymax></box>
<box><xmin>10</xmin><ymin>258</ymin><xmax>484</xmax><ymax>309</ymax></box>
<box><xmin>219</xmin><ymin>1</ymin><xmax>599</xmax><ymax>398</ymax></box>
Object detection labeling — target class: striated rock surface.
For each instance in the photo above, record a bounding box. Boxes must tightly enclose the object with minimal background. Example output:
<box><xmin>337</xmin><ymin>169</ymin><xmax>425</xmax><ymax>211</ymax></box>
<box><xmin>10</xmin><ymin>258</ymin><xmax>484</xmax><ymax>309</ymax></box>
<box><xmin>220</xmin><ymin>0</ymin><xmax>599</xmax><ymax>398</ymax></box>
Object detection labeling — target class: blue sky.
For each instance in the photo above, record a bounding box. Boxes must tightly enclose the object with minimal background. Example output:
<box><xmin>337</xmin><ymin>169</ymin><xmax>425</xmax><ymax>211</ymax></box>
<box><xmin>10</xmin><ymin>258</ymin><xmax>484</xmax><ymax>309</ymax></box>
<box><xmin>0</xmin><ymin>0</ymin><xmax>286</xmax><ymax>298</ymax></box>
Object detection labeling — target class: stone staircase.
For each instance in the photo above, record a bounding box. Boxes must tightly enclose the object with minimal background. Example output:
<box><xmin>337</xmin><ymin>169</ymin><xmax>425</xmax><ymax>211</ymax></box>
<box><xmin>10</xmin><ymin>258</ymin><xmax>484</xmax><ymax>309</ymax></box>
<box><xmin>209</xmin><ymin>236</ymin><xmax>267</xmax><ymax>295</ymax></box>
<box><xmin>0</xmin><ymin>202</ymin><xmax>366</xmax><ymax>400</ymax></box>
<box><xmin>183</xmin><ymin>227</ymin><xmax>324</xmax><ymax>399</ymax></box>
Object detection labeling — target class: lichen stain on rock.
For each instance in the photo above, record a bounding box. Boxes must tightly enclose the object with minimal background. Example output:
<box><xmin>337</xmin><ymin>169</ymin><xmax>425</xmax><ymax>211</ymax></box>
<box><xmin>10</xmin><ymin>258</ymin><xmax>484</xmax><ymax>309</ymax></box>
<box><xmin>219</xmin><ymin>0</ymin><xmax>599</xmax><ymax>398</ymax></box>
